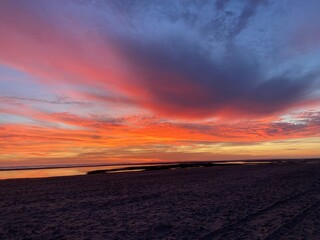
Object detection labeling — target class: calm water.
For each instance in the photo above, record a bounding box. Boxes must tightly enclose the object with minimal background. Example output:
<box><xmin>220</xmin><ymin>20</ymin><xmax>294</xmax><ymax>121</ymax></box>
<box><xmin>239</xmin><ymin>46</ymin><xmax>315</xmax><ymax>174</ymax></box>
<box><xmin>0</xmin><ymin>161</ymin><xmax>273</xmax><ymax>180</ymax></box>
<box><xmin>0</xmin><ymin>164</ymin><xmax>157</xmax><ymax>180</ymax></box>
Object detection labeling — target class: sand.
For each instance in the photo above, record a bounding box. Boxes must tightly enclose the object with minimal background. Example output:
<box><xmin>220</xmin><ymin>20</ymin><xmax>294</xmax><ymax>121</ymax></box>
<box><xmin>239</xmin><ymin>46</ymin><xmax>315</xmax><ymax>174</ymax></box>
<box><xmin>0</xmin><ymin>162</ymin><xmax>320</xmax><ymax>239</ymax></box>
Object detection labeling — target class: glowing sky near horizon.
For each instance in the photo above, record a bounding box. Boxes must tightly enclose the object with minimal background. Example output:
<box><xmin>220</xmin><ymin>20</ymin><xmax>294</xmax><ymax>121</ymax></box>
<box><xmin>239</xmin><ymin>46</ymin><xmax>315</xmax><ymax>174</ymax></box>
<box><xmin>0</xmin><ymin>0</ymin><xmax>320</xmax><ymax>167</ymax></box>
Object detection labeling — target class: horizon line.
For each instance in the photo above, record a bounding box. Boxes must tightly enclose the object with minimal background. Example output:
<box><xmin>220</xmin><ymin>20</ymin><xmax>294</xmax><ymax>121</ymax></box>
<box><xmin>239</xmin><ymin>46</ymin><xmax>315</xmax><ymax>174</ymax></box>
<box><xmin>1</xmin><ymin>158</ymin><xmax>320</xmax><ymax>171</ymax></box>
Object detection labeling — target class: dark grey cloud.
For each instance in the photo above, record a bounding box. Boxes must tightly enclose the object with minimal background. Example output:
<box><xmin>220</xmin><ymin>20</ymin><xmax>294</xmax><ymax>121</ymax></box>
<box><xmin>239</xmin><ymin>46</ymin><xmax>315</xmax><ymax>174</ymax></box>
<box><xmin>228</xmin><ymin>0</ymin><xmax>267</xmax><ymax>40</ymax></box>
<box><xmin>215</xmin><ymin>0</ymin><xmax>229</xmax><ymax>10</ymax></box>
<box><xmin>94</xmin><ymin>0</ymin><xmax>320</xmax><ymax>118</ymax></box>
<box><xmin>118</xmin><ymin>34</ymin><xmax>317</xmax><ymax>118</ymax></box>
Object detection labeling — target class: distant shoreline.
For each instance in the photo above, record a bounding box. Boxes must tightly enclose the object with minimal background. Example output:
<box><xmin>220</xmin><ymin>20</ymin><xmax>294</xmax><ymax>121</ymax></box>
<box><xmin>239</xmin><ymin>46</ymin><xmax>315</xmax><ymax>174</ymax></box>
<box><xmin>1</xmin><ymin>158</ymin><xmax>319</xmax><ymax>171</ymax></box>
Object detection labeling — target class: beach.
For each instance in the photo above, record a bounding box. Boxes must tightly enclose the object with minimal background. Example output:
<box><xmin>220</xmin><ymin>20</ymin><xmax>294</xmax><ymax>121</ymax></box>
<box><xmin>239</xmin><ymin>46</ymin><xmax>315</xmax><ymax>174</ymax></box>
<box><xmin>1</xmin><ymin>162</ymin><xmax>320</xmax><ymax>239</ymax></box>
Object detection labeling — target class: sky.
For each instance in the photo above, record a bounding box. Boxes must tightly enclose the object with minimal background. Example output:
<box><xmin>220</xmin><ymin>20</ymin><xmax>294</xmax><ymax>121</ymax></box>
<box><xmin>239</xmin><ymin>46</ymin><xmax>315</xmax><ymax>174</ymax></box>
<box><xmin>0</xmin><ymin>0</ymin><xmax>320</xmax><ymax>167</ymax></box>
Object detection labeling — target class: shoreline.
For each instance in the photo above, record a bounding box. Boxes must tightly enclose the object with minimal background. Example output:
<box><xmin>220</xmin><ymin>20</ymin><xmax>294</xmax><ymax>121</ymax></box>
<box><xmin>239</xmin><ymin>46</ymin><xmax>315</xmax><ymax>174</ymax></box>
<box><xmin>0</xmin><ymin>158</ymin><xmax>319</xmax><ymax>181</ymax></box>
<box><xmin>1</xmin><ymin>158</ymin><xmax>319</xmax><ymax>171</ymax></box>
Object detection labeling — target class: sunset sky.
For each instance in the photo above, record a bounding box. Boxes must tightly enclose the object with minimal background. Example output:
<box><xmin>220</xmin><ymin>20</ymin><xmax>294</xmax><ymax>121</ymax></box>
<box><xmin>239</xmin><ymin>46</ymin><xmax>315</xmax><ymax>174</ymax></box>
<box><xmin>1</xmin><ymin>0</ymin><xmax>320</xmax><ymax>167</ymax></box>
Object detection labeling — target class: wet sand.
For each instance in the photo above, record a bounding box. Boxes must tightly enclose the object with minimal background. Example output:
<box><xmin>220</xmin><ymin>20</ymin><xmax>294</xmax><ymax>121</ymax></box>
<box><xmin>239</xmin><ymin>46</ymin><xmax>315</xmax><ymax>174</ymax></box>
<box><xmin>1</xmin><ymin>162</ymin><xmax>320</xmax><ymax>239</ymax></box>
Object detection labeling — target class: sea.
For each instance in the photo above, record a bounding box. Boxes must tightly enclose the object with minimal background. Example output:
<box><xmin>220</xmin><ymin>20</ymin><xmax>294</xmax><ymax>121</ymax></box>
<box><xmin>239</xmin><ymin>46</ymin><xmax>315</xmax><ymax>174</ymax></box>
<box><xmin>0</xmin><ymin>160</ymin><xmax>283</xmax><ymax>180</ymax></box>
<box><xmin>0</xmin><ymin>164</ymin><xmax>159</xmax><ymax>180</ymax></box>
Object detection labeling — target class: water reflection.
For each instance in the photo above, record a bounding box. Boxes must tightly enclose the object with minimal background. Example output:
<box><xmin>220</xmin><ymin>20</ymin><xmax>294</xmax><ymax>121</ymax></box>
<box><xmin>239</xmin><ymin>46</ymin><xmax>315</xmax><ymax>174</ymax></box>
<box><xmin>0</xmin><ymin>165</ymin><xmax>161</xmax><ymax>180</ymax></box>
<box><xmin>0</xmin><ymin>161</ymin><xmax>276</xmax><ymax>180</ymax></box>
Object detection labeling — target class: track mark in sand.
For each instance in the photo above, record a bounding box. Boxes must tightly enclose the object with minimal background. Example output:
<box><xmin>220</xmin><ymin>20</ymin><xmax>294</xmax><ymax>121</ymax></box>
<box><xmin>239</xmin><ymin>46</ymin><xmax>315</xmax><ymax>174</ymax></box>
<box><xmin>200</xmin><ymin>188</ymin><xmax>316</xmax><ymax>240</ymax></box>
<box><xmin>264</xmin><ymin>200</ymin><xmax>320</xmax><ymax>240</ymax></box>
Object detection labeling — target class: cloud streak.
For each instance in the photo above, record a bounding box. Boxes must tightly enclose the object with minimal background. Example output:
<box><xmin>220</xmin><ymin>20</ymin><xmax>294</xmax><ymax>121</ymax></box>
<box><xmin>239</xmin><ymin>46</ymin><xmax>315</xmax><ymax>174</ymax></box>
<box><xmin>1</xmin><ymin>111</ymin><xmax>320</xmax><ymax>166</ymax></box>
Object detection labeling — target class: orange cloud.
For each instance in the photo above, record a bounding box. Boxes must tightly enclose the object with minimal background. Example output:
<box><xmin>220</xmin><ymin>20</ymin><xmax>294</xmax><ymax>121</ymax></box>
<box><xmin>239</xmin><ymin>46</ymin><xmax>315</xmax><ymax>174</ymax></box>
<box><xmin>1</xmin><ymin>108</ymin><xmax>320</xmax><ymax>167</ymax></box>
